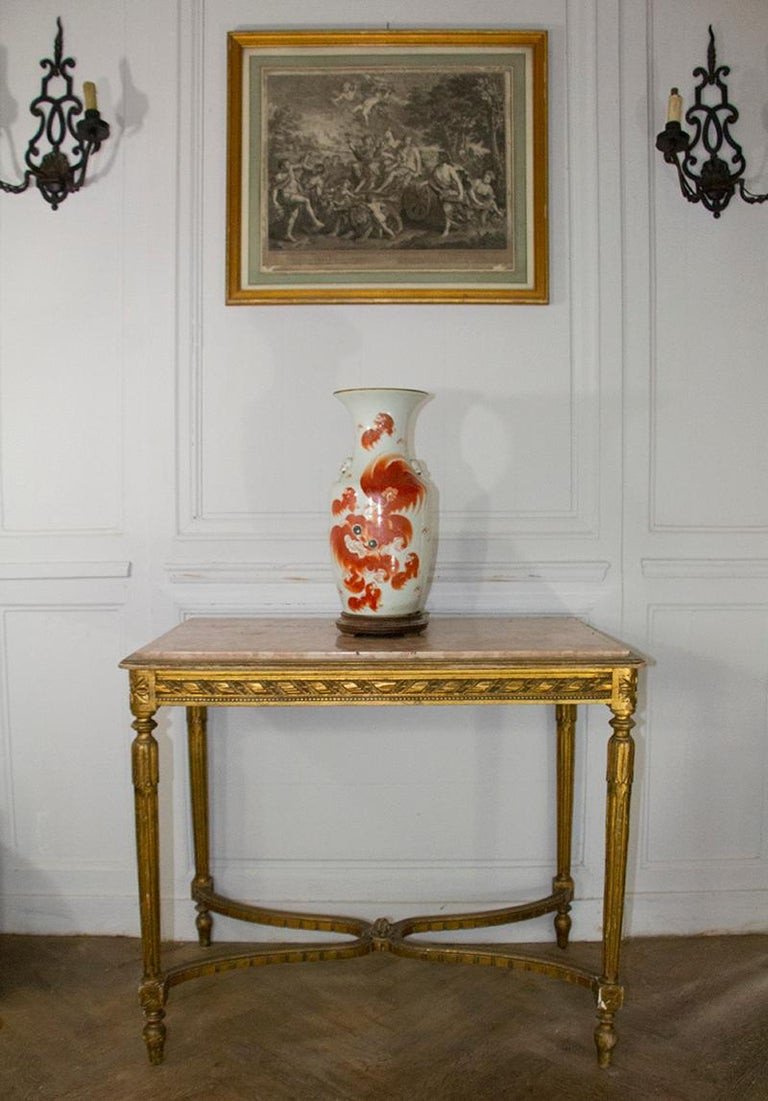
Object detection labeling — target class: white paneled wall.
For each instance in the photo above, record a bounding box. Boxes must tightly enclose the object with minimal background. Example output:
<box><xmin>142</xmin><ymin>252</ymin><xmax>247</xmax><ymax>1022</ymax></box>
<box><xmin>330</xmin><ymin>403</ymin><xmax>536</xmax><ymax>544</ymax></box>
<box><xmin>0</xmin><ymin>0</ymin><xmax>767</xmax><ymax>941</ymax></box>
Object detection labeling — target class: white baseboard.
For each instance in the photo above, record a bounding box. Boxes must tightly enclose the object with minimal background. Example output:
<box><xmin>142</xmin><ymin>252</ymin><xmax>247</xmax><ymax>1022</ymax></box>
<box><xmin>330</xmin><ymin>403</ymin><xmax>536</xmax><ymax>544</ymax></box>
<box><xmin>3</xmin><ymin>890</ymin><xmax>768</xmax><ymax>942</ymax></box>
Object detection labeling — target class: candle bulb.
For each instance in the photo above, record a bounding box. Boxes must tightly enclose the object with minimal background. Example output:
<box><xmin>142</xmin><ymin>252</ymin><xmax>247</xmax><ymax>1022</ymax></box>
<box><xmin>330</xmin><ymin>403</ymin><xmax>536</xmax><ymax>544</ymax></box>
<box><xmin>83</xmin><ymin>81</ymin><xmax>98</xmax><ymax>112</ymax></box>
<box><xmin>667</xmin><ymin>87</ymin><xmax>682</xmax><ymax>124</ymax></box>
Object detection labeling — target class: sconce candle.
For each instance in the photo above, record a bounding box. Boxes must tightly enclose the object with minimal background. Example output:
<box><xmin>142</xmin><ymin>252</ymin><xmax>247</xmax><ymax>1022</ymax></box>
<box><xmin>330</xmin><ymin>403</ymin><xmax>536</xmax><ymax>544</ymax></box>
<box><xmin>666</xmin><ymin>87</ymin><xmax>682</xmax><ymax>123</ymax></box>
<box><xmin>83</xmin><ymin>81</ymin><xmax>98</xmax><ymax>112</ymax></box>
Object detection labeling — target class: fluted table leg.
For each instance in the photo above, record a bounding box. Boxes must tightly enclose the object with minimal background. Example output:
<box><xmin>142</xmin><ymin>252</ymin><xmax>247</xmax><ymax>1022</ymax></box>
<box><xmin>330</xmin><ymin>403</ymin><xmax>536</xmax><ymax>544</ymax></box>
<box><xmin>553</xmin><ymin>703</ymin><xmax>576</xmax><ymax>948</ymax></box>
<box><xmin>131</xmin><ymin>694</ymin><xmax>166</xmax><ymax>1065</ymax></box>
<box><xmin>595</xmin><ymin>670</ymin><xmax>637</xmax><ymax>1068</ymax></box>
<box><xmin>187</xmin><ymin>706</ymin><xmax>213</xmax><ymax>946</ymax></box>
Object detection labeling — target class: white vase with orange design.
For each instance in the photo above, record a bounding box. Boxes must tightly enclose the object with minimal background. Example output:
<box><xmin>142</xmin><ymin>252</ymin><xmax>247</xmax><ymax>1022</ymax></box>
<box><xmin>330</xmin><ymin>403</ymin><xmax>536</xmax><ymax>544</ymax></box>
<box><xmin>329</xmin><ymin>387</ymin><xmax>437</xmax><ymax>636</ymax></box>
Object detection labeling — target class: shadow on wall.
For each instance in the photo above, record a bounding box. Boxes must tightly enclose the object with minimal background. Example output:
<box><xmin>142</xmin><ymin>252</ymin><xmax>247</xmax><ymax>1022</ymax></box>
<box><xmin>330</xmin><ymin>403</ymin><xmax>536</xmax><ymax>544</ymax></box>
<box><xmin>440</xmin><ymin>388</ymin><xmax>574</xmax><ymax>520</ymax></box>
<box><xmin>86</xmin><ymin>58</ymin><xmax>149</xmax><ymax>188</ymax></box>
<box><xmin>0</xmin><ymin>45</ymin><xmax>22</xmax><ymax>180</ymax></box>
<box><xmin>427</xmin><ymin>387</ymin><xmax>576</xmax><ymax>599</ymax></box>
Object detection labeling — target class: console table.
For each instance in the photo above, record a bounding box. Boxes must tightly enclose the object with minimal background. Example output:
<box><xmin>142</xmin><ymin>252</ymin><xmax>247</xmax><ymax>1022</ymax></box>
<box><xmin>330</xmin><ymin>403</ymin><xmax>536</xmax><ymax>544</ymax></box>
<box><xmin>121</xmin><ymin>616</ymin><xmax>644</xmax><ymax>1068</ymax></box>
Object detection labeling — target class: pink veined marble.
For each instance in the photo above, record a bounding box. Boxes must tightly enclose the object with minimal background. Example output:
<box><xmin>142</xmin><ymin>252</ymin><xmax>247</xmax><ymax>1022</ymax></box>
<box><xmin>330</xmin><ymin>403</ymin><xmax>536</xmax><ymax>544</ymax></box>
<box><xmin>120</xmin><ymin>616</ymin><xmax>638</xmax><ymax>667</ymax></box>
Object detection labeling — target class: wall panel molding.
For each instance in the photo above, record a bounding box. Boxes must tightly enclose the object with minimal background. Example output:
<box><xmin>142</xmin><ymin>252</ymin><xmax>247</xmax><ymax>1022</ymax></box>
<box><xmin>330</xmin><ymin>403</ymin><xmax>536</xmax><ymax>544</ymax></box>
<box><xmin>641</xmin><ymin>558</ymin><xmax>768</xmax><ymax>580</ymax></box>
<box><xmin>174</xmin><ymin>0</ymin><xmax>606</xmax><ymax>543</ymax></box>
<box><xmin>5</xmin><ymin>885</ymin><xmax>768</xmax><ymax>941</ymax></box>
<box><xmin>647</xmin><ymin>0</ymin><xmax>768</xmax><ymax>535</ymax></box>
<box><xmin>0</xmin><ymin>562</ymin><xmax>132</xmax><ymax>581</ymax></box>
<box><xmin>176</xmin><ymin>0</ymin><xmax>206</xmax><ymax>538</ymax></box>
<box><xmin>164</xmin><ymin>560</ymin><xmax>611</xmax><ymax>585</ymax></box>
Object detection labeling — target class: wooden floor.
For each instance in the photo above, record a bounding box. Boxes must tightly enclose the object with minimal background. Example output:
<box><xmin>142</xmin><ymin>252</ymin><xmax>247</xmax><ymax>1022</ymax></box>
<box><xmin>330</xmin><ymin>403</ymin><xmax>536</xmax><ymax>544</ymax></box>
<box><xmin>2</xmin><ymin>933</ymin><xmax>768</xmax><ymax>1099</ymax></box>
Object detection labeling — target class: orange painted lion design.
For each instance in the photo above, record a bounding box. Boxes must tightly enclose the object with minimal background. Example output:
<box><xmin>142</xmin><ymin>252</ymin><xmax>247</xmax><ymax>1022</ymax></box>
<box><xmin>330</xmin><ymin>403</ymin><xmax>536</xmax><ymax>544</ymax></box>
<box><xmin>330</xmin><ymin>453</ymin><xmax>425</xmax><ymax>613</ymax></box>
<box><xmin>361</xmin><ymin>412</ymin><xmax>394</xmax><ymax>450</ymax></box>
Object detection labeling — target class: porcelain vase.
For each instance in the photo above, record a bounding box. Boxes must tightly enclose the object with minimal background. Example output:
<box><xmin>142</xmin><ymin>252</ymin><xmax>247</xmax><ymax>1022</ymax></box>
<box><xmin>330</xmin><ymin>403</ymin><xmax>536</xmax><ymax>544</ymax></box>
<box><xmin>329</xmin><ymin>387</ymin><xmax>437</xmax><ymax>636</ymax></box>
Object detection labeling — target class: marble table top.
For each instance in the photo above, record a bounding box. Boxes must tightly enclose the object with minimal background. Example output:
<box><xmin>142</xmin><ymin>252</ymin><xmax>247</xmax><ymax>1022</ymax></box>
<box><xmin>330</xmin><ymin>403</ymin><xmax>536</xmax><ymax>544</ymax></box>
<box><xmin>121</xmin><ymin>617</ymin><xmax>643</xmax><ymax>668</ymax></box>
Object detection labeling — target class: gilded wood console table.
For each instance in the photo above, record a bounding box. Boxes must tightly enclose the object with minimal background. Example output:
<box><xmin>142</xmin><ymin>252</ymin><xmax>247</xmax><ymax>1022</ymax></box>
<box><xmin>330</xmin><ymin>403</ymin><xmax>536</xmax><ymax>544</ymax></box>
<box><xmin>121</xmin><ymin>616</ymin><xmax>644</xmax><ymax>1068</ymax></box>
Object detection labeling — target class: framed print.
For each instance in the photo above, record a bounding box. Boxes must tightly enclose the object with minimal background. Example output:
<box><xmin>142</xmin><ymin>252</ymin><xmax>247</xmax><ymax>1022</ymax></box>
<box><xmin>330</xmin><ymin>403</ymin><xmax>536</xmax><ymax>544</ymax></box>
<box><xmin>226</xmin><ymin>30</ymin><xmax>548</xmax><ymax>304</ymax></box>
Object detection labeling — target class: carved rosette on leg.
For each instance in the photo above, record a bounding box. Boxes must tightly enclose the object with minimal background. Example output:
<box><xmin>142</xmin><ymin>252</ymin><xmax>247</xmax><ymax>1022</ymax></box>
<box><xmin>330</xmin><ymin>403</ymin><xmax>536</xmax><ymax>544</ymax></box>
<box><xmin>329</xmin><ymin>388</ymin><xmax>437</xmax><ymax>637</ymax></box>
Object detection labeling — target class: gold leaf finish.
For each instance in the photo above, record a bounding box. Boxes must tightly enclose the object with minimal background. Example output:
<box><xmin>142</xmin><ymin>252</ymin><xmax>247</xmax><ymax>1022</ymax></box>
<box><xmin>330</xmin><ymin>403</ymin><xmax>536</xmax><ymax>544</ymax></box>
<box><xmin>153</xmin><ymin>669</ymin><xmax>614</xmax><ymax>706</ymax></box>
<box><xmin>121</xmin><ymin>617</ymin><xmax>644</xmax><ymax>1068</ymax></box>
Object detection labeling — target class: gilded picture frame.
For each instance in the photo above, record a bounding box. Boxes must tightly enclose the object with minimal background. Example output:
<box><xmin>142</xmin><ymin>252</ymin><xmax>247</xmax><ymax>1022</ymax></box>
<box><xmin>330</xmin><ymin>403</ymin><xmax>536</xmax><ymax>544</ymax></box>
<box><xmin>226</xmin><ymin>29</ymin><xmax>548</xmax><ymax>305</ymax></box>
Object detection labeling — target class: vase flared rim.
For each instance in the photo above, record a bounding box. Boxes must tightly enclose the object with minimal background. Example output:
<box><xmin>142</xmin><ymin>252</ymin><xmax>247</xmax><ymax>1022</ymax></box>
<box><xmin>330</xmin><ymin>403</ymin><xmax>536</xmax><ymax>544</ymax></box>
<box><xmin>334</xmin><ymin>387</ymin><xmax>430</xmax><ymax>397</ymax></box>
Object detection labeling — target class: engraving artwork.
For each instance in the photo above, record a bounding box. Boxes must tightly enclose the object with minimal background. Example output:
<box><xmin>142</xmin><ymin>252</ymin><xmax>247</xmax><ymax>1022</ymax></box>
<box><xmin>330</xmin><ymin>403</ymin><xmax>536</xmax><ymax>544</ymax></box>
<box><xmin>264</xmin><ymin>68</ymin><xmax>511</xmax><ymax>261</ymax></box>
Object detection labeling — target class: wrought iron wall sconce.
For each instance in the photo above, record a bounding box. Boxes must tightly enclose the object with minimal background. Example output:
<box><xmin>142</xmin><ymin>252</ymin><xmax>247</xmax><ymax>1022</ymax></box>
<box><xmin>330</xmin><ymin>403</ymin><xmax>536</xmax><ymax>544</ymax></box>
<box><xmin>0</xmin><ymin>17</ymin><xmax>110</xmax><ymax>210</ymax></box>
<box><xmin>655</xmin><ymin>25</ymin><xmax>768</xmax><ymax>217</ymax></box>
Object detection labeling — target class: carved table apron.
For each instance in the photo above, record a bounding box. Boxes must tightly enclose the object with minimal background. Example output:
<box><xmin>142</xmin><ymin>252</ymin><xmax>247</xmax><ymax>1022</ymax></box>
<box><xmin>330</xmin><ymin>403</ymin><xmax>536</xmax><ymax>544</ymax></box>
<box><xmin>120</xmin><ymin>616</ymin><xmax>644</xmax><ymax>1068</ymax></box>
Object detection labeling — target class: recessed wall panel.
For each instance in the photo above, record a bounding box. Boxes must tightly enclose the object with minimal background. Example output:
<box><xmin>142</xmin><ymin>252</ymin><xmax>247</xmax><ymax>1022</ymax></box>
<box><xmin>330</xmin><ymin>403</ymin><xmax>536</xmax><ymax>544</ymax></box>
<box><xmin>651</xmin><ymin>1</ymin><xmax>768</xmax><ymax>532</ymax></box>
<box><xmin>5</xmin><ymin>607</ymin><xmax>132</xmax><ymax>868</ymax></box>
<box><xmin>181</xmin><ymin>0</ymin><xmax>590</xmax><ymax>537</ymax></box>
<box><xmin>209</xmin><ymin>705</ymin><xmax>559</xmax><ymax>877</ymax></box>
<box><xmin>0</xmin><ymin>11</ymin><xmax>125</xmax><ymax>534</ymax></box>
<box><xmin>645</xmin><ymin>605</ymin><xmax>768</xmax><ymax>864</ymax></box>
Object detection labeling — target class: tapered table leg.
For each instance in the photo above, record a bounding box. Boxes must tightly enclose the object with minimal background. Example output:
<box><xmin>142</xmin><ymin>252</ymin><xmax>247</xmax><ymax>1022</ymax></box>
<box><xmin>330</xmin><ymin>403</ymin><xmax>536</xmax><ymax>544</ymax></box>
<box><xmin>130</xmin><ymin>686</ymin><xmax>166</xmax><ymax>1065</ymax></box>
<box><xmin>553</xmin><ymin>703</ymin><xmax>576</xmax><ymax>948</ymax></box>
<box><xmin>595</xmin><ymin>670</ymin><xmax>637</xmax><ymax>1069</ymax></box>
<box><xmin>187</xmin><ymin>706</ymin><xmax>213</xmax><ymax>946</ymax></box>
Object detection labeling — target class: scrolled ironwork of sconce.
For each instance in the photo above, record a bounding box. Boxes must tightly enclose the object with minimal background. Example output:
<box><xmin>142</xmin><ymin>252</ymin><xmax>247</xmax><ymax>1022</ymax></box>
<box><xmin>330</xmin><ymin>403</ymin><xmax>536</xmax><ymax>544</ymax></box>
<box><xmin>0</xmin><ymin>17</ymin><xmax>110</xmax><ymax>210</ymax></box>
<box><xmin>655</xmin><ymin>25</ymin><xmax>768</xmax><ymax>217</ymax></box>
